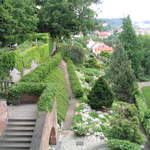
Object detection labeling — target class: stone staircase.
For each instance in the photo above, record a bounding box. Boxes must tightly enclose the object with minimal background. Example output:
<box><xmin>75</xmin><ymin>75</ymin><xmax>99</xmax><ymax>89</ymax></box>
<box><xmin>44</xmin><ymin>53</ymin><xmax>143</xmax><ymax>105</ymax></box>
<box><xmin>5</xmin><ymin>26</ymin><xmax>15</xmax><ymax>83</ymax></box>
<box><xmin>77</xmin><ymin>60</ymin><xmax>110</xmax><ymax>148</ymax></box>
<box><xmin>0</xmin><ymin>118</ymin><xmax>36</xmax><ymax>150</ymax></box>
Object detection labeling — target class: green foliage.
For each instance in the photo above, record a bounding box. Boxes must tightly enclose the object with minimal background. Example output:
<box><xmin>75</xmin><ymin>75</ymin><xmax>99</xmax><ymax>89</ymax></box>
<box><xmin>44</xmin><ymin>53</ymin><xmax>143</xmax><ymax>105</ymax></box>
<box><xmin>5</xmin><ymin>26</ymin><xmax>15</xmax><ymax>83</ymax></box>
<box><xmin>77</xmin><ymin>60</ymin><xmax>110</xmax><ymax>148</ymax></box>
<box><xmin>108</xmin><ymin>102</ymin><xmax>145</xmax><ymax>145</ymax></box>
<box><xmin>67</xmin><ymin>59</ymin><xmax>83</xmax><ymax>98</ymax></box>
<box><xmin>0</xmin><ymin>0</ymin><xmax>38</xmax><ymax>46</ymax></box>
<box><xmin>135</xmin><ymin>90</ymin><xmax>147</xmax><ymax>122</ymax></box>
<box><xmin>135</xmin><ymin>89</ymin><xmax>150</xmax><ymax>137</ymax></box>
<box><xmin>75</xmin><ymin>104</ymin><xmax>85</xmax><ymax>112</ymax></box>
<box><xmin>89</xmin><ymin>111</ymin><xmax>99</xmax><ymax>118</ymax></box>
<box><xmin>88</xmin><ymin>76</ymin><xmax>114</xmax><ymax>110</ymax></box>
<box><xmin>144</xmin><ymin>110</ymin><xmax>150</xmax><ymax>136</ymax></box>
<box><xmin>21</xmin><ymin>53</ymin><xmax>61</xmax><ymax>82</ymax></box>
<box><xmin>38</xmin><ymin>0</ymin><xmax>101</xmax><ymax>39</ymax></box>
<box><xmin>0</xmin><ymin>52</ymin><xmax>15</xmax><ymax>79</ymax></box>
<box><xmin>84</xmin><ymin>58</ymin><xmax>101</xmax><ymax>69</ymax></box>
<box><xmin>119</xmin><ymin>16</ymin><xmax>143</xmax><ymax>79</ymax></box>
<box><xmin>108</xmin><ymin>40</ymin><xmax>136</xmax><ymax>103</ymax></box>
<box><xmin>107</xmin><ymin>139</ymin><xmax>141</xmax><ymax>150</ymax></box>
<box><xmin>8</xmin><ymin>82</ymin><xmax>45</xmax><ymax>103</ymax></box>
<box><xmin>72</xmin><ymin>114</ymin><xmax>83</xmax><ymax>125</ymax></box>
<box><xmin>14</xmin><ymin>44</ymin><xmax>49</xmax><ymax>72</ymax></box>
<box><xmin>38</xmin><ymin>67</ymin><xmax>69</xmax><ymax>123</ymax></box>
<box><xmin>62</xmin><ymin>45</ymin><xmax>85</xmax><ymax>65</ymax></box>
<box><xmin>138</xmin><ymin>35</ymin><xmax>150</xmax><ymax>77</ymax></box>
<box><xmin>142</xmin><ymin>86</ymin><xmax>150</xmax><ymax>108</ymax></box>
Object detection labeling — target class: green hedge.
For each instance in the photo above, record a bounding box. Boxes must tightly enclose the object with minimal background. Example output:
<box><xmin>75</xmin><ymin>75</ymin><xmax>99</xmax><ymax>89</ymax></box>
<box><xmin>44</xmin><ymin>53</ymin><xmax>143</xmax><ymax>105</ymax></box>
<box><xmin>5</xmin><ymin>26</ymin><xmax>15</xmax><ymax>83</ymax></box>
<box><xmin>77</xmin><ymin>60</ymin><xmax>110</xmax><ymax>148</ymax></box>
<box><xmin>38</xmin><ymin>67</ymin><xmax>69</xmax><ymax>123</ymax></box>
<box><xmin>107</xmin><ymin>139</ymin><xmax>141</xmax><ymax>150</ymax></box>
<box><xmin>0</xmin><ymin>52</ymin><xmax>15</xmax><ymax>80</ymax></box>
<box><xmin>14</xmin><ymin>44</ymin><xmax>49</xmax><ymax>72</ymax></box>
<box><xmin>67</xmin><ymin>59</ymin><xmax>83</xmax><ymax>98</ymax></box>
<box><xmin>135</xmin><ymin>89</ymin><xmax>150</xmax><ymax>136</ymax></box>
<box><xmin>20</xmin><ymin>53</ymin><xmax>62</xmax><ymax>82</ymax></box>
<box><xmin>8</xmin><ymin>82</ymin><xmax>46</xmax><ymax>103</ymax></box>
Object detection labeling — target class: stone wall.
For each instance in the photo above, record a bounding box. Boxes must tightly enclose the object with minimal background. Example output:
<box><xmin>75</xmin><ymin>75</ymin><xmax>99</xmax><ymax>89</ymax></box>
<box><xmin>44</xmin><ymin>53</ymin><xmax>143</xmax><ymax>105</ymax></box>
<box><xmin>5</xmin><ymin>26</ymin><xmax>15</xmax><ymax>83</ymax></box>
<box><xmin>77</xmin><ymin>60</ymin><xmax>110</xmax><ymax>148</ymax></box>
<box><xmin>10</xmin><ymin>60</ymin><xmax>38</xmax><ymax>83</ymax></box>
<box><xmin>0</xmin><ymin>101</ymin><xmax>8</xmax><ymax>136</ymax></box>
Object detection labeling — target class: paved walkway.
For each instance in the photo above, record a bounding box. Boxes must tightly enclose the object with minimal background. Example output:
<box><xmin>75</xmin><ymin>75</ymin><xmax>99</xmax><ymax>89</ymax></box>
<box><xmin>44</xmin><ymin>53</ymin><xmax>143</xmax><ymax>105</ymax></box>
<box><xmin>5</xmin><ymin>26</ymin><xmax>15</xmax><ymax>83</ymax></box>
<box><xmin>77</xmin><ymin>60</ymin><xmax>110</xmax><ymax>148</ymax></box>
<box><xmin>138</xmin><ymin>81</ymin><xmax>150</xmax><ymax>88</ymax></box>
<box><xmin>51</xmin><ymin>131</ymin><xmax>110</xmax><ymax>150</ymax></box>
<box><xmin>8</xmin><ymin>104</ymin><xmax>37</xmax><ymax>119</ymax></box>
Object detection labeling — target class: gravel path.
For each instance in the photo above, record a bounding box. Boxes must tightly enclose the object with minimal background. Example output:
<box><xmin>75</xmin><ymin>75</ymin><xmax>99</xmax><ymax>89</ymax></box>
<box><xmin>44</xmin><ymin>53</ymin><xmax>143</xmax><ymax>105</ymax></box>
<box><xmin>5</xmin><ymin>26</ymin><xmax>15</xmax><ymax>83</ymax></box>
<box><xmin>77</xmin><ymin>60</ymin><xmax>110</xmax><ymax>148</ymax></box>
<box><xmin>138</xmin><ymin>81</ymin><xmax>150</xmax><ymax>88</ymax></box>
<box><xmin>50</xmin><ymin>131</ymin><xmax>110</xmax><ymax>150</ymax></box>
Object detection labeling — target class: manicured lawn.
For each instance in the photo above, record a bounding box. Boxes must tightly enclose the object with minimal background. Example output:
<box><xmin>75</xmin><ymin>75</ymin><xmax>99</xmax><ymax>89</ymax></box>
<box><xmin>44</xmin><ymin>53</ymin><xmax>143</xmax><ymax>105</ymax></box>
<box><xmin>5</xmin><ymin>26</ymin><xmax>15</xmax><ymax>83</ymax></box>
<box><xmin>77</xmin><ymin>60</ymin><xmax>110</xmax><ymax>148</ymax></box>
<box><xmin>142</xmin><ymin>86</ymin><xmax>150</xmax><ymax>108</ymax></box>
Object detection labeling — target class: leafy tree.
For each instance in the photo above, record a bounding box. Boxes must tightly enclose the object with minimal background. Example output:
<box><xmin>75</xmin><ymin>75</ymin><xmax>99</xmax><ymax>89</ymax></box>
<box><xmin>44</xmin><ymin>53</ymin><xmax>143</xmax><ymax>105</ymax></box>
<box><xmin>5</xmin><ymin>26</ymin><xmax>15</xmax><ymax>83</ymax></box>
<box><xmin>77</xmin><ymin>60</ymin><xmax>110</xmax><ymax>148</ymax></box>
<box><xmin>119</xmin><ymin>16</ymin><xmax>143</xmax><ymax>79</ymax></box>
<box><xmin>88</xmin><ymin>76</ymin><xmax>114</xmax><ymax>110</ymax></box>
<box><xmin>108</xmin><ymin>40</ymin><xmax>136</xmax><ymax>103</ymax></box>
<box><xmin>0</xmin><ymin>0</ymin><xmax>38</xmax><ymax>46</ymax></box>
<box><xmin>62</xmin><ymin>45</ymin><xmax>84</xmax><ymax>65</ymax></box>
<box><xmin>38</xmin><ymin>0</ymin><xmax>101</xmax><ymax>55</ymax></box>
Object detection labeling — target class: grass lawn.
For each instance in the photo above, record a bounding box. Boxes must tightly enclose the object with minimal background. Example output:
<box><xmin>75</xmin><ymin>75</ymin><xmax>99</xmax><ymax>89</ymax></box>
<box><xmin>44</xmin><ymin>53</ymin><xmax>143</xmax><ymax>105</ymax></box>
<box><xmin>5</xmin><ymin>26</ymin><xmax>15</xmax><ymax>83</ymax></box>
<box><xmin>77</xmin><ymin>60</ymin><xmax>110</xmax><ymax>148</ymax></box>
<box><xmin>142</xmin><ymin>86</ymin><xmax>150</xmax><ymax>108</ymax></box>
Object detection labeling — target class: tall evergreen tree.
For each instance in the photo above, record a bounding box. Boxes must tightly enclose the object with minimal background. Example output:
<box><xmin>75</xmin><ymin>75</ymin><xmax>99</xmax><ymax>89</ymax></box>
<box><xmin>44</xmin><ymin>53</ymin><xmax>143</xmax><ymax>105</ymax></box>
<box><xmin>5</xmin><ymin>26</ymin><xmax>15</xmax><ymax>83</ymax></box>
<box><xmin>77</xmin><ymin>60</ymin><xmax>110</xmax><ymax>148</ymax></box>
<box><xmin>119</xmin><ymin>16</ymin><xmax>143</xmax><ymax>79</ymax></box>
<box><xmin>88</xmin><ymin>76</ymin><xmax>114</xmax><ymax>110</ymax></box>
<box><xmin>108</xmin><ymin>40</ymin><xmax>136</xmax><ymax>103</ymax></box>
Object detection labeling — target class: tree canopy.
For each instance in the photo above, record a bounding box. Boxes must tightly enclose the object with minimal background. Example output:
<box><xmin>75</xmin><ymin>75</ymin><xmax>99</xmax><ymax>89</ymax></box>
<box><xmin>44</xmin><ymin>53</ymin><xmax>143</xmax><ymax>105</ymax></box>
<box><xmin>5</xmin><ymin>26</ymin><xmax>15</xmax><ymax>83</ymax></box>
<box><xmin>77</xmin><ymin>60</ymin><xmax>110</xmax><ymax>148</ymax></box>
<box><xmin>0</xmin><ymin>0</ymin><xmax>38</xmax><ymax>46</ymax></box>
<box><xmin>38</xmin><ymin>0</ymin><xmax>101</xmax><ymax>39</ymax></box>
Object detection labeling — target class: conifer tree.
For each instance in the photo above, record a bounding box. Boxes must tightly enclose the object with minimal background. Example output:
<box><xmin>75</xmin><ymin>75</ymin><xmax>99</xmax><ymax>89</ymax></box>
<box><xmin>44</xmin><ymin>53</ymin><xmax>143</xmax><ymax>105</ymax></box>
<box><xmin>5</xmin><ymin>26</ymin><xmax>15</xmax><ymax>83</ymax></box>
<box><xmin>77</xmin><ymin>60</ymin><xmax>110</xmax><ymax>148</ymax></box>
<box><xmin>88</xmin><ymin>76</ymin><xmax>114</xmax><ymax>110</ymax></box>
<box><xmin>108</xmin><ymin>40</ymin><xmax>136</xmax><ymax>103</ymax></box>
<box><xmin>119</xmin><ymin>16</ymin><xmax>143</xmax><ymax>79</ymax></box>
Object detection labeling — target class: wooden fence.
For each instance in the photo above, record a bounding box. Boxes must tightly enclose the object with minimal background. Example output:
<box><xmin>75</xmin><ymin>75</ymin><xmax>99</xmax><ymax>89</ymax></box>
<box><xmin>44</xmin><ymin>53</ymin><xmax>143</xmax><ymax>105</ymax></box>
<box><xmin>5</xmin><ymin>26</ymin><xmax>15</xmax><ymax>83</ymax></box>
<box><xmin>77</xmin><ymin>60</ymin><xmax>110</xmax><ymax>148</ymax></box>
<box><xmin>0</xmin><ymin>80</ymin><xmax>14</xmax><ymax>92</ymax></box>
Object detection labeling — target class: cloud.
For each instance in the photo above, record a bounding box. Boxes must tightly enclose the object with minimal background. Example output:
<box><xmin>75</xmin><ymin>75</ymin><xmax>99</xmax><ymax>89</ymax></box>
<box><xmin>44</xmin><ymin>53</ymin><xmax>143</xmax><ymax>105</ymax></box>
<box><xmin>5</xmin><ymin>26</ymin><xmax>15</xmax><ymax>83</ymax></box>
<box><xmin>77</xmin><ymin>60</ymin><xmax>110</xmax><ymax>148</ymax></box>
<box><xmin>93</xmin><ymin>0</ymin><xmax>150</xmax><ymax>21</ymax></box>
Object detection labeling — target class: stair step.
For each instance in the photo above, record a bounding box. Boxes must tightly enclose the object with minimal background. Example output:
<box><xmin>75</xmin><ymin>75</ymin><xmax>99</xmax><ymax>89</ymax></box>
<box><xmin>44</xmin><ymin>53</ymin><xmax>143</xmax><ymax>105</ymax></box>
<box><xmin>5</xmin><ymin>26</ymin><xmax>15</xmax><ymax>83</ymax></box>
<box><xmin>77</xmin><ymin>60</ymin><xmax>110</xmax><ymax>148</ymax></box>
<box><xmin>8</xmin><ymin>122</ymin><xmax>35</xmax><ymax>126</ymax></box>
<box><xmin>8</xmin><ymin>119</ymin><xmax>36</xmax><ymax>122</ymax></box>
<box><xmin>0</xmin><ymin>137</ymin><xmax>32</xmax><ymax>143</ymax></box>
<box><xmin>6</xmin><ymin>126</ymin><xmax>34</xmax><ymax>130</ymax></box>
<box><xmin>4</xmin><ymin>132</ymin><xmax>33</xmax><ymax>137</ymax></box>
<box><xmin>6</xmin><ymin>127</ymin><xmax>34</xmax><ymax>132</ymax></box>
<box><xmin>0</xmin><ymin>143</ymin><xmax>30</xmax><ymax>149</ymax></box>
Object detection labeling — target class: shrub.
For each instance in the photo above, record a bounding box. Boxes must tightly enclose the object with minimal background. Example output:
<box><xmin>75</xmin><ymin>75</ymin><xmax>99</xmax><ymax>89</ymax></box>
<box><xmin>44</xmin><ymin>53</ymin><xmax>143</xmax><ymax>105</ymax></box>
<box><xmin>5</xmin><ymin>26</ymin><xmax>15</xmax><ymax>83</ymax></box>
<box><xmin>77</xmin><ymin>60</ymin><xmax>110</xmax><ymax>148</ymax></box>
<box><xmin>135</xmin><ymin>92</ymin><xmax>147</xmax><ymax>122</ymax></box>
<box><xmin>108</xmin><ymin>119</ymin><xmax>145</xmax><ymax>144</ymax></box>
<box><xmin>73</xmin><ymin>125</ymin><xmax>89</xmax><ymax>136</ymax></box>
<box><xmin>107</xmin><ymin>139</ymin><xmax>141</xmax><ymax>150</ymax></box>
<box><xmin>84</xmin><ymin>58</ymin><xmax>101</xmax><ymax>69</ymax></box>
<box><xmin>75</xmin><ymin>104</ymin><xmax>85</xmax><ymax>112</ymax></box>
<box><xmin>8</xmin><ymin>82</ymin><xmax>46</xmax><ymax>103</ymax></box>
<box><xmin>88</xmin><ymin>76</ymin><xmax>114</xmax><ymax>110</ymax></box>
<box><xmin>67</xmin><ymin>59</ymin><xmax>83</xmax><ymax>98</ymax></box>
<box><xmin>144</xmin><ymin>110</ymin><xmax>150</xmax><ymax>136</ymax></box>
<box><xmin>108</xmin><ymin>102</ymin><xmax>145</xmax><ymax>145</ymax></box>
<box><xmin>62</xmin><ymin>45</ymin><xmax>85</xmax><ymax>64</ymax></box>
<box><xmin>38</xmin><ymin>67</ymin><xmax>69</xmax><ymax>123</ymax></box>
<box><xmin>72</xmin><ymin>114</ymin><xmax>83</xmax><ymax>125</ymax></box>
<box><xmin>21</xmin><ymin>53</ymin><xmax>61</xmax><ymax>82</ymax></box>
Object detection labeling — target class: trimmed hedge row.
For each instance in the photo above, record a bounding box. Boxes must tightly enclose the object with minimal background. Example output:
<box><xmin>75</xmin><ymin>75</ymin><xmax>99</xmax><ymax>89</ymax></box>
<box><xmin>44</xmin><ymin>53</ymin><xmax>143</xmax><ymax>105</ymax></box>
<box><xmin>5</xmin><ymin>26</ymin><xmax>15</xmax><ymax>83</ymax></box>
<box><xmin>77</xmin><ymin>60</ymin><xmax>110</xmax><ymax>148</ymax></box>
<box><xmin>8</xmin><ymin>53</ymin><xmax>61</xmax><ymax>103</ymax></box>
<box><xmin>107</xmin><ymin>139</ymin><xmax>141</xmax><ymax>150</ymax></box>
<box><xmin>20</xmin><ymin>53</ymin><xmax>62</xmax><ymax>82</ymax></box>
<box><xmin>38</xmin><ymin>67</ymin><xmax>69</xmax><ymax>123</ymax></box>
<box><xmin>67</xmin><ymin>60</ymin><xmax>83</xmax><ymax>98</ymax></box>
<box><xmin>8</xmin><ymin>82</ymin><xmax>46</xmax><ymax>103</ymax></box>
<box><xmin>14</xmin><ymin>44</ymin><xmax>49</xmax><ymax>72</ymax></box>
<box><xmin>135</xmin><ymin>89</ymin><xmax>150</xmax><ymax>137</ymax></box>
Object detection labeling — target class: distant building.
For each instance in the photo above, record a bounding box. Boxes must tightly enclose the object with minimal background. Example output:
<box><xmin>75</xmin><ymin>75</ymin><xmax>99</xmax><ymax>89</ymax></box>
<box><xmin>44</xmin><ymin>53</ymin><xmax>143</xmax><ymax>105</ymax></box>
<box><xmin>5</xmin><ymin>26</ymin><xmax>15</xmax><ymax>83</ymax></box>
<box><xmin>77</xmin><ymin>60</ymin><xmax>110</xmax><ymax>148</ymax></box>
<box><xmin>87</xmin><ymin>40</ymin><xmax>113</xmax><ymax>55</ymax></box>
<box><xmin>95</xmin><ymin>31</ymin><xmax>113</xmax><ymax>39</ymax></box>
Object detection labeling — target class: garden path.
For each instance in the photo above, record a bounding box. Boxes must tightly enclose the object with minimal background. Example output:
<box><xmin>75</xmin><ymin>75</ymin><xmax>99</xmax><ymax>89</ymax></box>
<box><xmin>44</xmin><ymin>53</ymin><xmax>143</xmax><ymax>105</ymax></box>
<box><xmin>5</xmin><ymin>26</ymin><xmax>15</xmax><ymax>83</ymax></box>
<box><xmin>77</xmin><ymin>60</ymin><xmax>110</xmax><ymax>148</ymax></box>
<box><xmin>138</xmin><ymin>81</ymin><xmax>150</xmax><ymax>88</ymax></box>
<box><xmin>50</xmin><ymin>60</ymin><xmax>110</xmax><ymax>150</ymax></box>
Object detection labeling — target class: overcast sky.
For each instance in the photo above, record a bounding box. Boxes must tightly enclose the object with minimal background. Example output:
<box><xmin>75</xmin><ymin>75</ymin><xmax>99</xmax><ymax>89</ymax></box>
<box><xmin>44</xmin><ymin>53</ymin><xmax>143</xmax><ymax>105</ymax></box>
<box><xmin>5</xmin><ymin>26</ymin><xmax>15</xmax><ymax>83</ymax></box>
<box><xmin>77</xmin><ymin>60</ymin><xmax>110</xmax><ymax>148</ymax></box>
<box><xmin>94</xmin><ymin>0</ymin><xmax>150</xmax><ymax>21</ymax></box>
